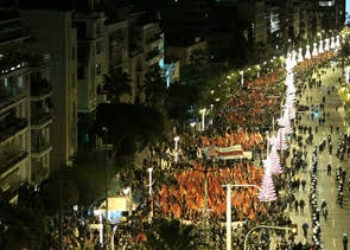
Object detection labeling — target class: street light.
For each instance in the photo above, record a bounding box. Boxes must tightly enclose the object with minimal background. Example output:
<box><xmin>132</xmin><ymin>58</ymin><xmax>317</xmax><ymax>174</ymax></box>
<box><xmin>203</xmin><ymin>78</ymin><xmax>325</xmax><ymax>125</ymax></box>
<box><xmin>147</xmin><ymin>168</ymin><xmax>153</xmax><ymax>196</ymax></box>
<box><xmin>223</xmin><ymin>184</ymin><xmax>261</xmax><ymax>250</ymax></box>
<box><xmin>239</xmin><ymin>70</ymin><xmax>244</xmax><ymax>85</ymax></box>
<box><xmin>174</xmin><ymin>136</ymin><xmax>180</xmax><ymax>162</ymax></box>
<box><xmin>200</xmin><ymin>108</ymin><xmax>207</xmax><ymax>131</ymax></box>
<box><xmin>101</xmin><ymin>126</ymin><xmax>110</xmax><ymax>247</ymax></box>
<box><xmin>174</xmin><ymin>136</ymin><xmax>180</xmax><ymax>150</ymax></box>
<box><xmin>122</xmin><ymin>187</ymin><xmax>131</xmax><ymax>216</ymax></box>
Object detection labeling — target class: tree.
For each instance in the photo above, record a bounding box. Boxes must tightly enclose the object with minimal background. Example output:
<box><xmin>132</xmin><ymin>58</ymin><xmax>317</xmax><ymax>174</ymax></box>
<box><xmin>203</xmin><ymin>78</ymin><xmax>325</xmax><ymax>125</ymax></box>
<box><xmin>96</xmin><ymin>103</ymin><xmax>165</xmax><ymax>170</ymax></box>
<box><xmin>145</xmin><ymin>218</ymin><xmax>207</xmax><ymax>250</ymax></box>
<box><xmin>103</xmin><ymin>67</ymin><xmax>131</xmax><ymax>103</ymax></box>
<box><xmin>0</xmin><ymin>185</ymin><xmax>48</xmax><ymax>250</ymax></box>
<box><xmin>339</xmin><ymin>41</ymin><xmax>350</xmax><ymax>72</ymax></box>
<box><xmin>166</xmin><ymin>83</ymin><xmax>199</xmax><ymax>122</ymax></box>
<box><xmin>39</xmin><ymin>173</ymin><xmax>79</xmax><ymax>215</ymax></box>
<box><xmin>144</xmin><ymin>65</ymin><xmax>167</xmax><ymax>110</ymax></box>
<box><xmin>71</xmin><ymin>152</ymin><xmax>116</xmax><ymax>206</ymax></box>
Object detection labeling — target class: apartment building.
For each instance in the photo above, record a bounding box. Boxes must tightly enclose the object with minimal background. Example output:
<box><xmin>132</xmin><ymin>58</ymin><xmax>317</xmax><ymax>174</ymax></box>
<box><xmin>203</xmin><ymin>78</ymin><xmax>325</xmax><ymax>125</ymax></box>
<box><xmin>30</xmin><ymin>62</ymin><xmax>53</xmax><ymax>184</ymax></box>
<box><xmin>21</xmin><ymin>8</ymin><xmax>78</xmax><ymax>169</ymax></box>
<box><xmin>129</xmin><ymin>12</ymin><xmax>165</xmax><ymax>103</ymax></box>
<box><xmin>0</xmin><ymin>9</ymin><xmax>31</xmax><ymax>203</ymax></box>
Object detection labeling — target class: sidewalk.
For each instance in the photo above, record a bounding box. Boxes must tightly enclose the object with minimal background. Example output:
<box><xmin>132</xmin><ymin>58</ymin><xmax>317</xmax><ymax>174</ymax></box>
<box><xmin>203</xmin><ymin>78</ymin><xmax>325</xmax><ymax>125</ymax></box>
<box><xmin>286</xmin><ymin>64</ymin><xmax>350</xmax><ymax>249</ymax></box>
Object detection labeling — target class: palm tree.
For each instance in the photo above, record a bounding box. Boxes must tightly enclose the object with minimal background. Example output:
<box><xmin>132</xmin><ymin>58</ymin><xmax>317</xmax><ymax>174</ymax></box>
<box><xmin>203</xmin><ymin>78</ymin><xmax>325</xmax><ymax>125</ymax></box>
<box><xmin>103</xmin><ymin>67</ymin><xmax>131</xmax><ymax>103</ymax></box>
<box><xmin>144</xmin><ymin>65</ymin><xmax>167</xmax><ymax>109</ymax></box>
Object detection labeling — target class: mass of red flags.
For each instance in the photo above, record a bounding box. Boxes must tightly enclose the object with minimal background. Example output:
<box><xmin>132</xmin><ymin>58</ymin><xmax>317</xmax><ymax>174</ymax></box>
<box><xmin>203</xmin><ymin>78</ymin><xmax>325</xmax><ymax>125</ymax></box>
<box><xmin>201</xmin><ymin>130</ymin><xmax>263</xmax><ymax>150</ymax></box>
<box><xmin>158</xmin><ymin>162</ymin><xmax>268</xmax><ymax>220</ymax></box>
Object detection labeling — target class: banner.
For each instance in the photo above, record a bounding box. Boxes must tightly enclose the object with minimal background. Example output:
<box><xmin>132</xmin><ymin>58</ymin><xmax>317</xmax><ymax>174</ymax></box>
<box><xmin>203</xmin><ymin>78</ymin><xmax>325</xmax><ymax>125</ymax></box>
<box><xmin>203</xmin><ymin>145</ymin><xmax>252</xmax><ymax>160</ymax></box>
<box><xmin>216</xmin><ymin>145</ymin><xmax>244</xmax><ymax>160</ymax></box>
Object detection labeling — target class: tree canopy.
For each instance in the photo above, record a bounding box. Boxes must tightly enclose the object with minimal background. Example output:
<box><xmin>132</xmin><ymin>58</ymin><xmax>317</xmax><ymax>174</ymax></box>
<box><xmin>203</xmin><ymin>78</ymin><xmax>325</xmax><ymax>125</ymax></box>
<box><xmin>96</xmin><ymin>103</ymin><xmax>165</xmax><ymax>169</ymax></box>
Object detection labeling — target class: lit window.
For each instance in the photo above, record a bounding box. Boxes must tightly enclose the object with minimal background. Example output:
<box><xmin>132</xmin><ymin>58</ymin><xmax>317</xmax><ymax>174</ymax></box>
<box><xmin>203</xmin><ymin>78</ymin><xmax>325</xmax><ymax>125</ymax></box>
<box><xmin>4</xmin><ymin>77</ymin><xmax>8</xmax><ymax>88</ymax></box>
<box><xmin>18</xmin><ymin>76</ymin><xmax>23</xmax><ymax>88</ymax></box>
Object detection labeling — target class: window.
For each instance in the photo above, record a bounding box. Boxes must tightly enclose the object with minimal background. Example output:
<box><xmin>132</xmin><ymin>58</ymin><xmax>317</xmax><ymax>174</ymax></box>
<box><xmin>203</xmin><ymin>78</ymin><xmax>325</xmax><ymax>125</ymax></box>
<box><xmin>4</xmin><ymin>77</ymin><xmax>8</xmax><ymax>88</ymax></box>
<box><xmin>78</xmin><ymin>67</ymin><xmax>85</xmax><ymax>79</ymax></box>
<box><xmin>96</xmin><ymin>41</ymin><xmax>103</xmax><ymax>54</ymax></box>
<box><xmin>96</xmin><ymin>22</ymin><xmax>101</xmax><ymax>35</ymax></box>
<box><xmin>17</xmin><ymin>76</ymin><xmax>23</xmax><ymax>88</ymax></box>
<box><xmin>96</xmin><ymin>63</ymin><xmax>102</xmax><ymax>75</ymax></box>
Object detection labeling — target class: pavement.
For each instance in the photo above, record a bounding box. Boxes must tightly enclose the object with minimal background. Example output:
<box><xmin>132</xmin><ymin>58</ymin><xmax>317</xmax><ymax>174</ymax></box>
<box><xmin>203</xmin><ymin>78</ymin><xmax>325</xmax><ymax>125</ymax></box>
<box><xmin>285</xmin><ymin>62</ymin><xmax>350</xmax><ymax>249</ymax></box>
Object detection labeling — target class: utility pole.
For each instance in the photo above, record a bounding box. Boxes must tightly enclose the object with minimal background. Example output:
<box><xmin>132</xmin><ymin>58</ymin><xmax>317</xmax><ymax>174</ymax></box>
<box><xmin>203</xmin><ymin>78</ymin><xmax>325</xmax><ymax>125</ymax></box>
<box><xmin>102</xmin><ymin>127</ymin><xmax>109</xmax><ymax>248</ymax></box>
<box><xmin>58</xmin><ymin>166</ymin><xmax>63</xmax><ymax>250</ymax></box>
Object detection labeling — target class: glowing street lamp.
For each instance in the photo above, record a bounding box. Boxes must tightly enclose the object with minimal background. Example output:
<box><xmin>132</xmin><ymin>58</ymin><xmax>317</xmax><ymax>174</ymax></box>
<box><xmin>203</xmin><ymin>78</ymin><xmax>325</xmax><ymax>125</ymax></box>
<box><xmin>239</xmin><ymin>70</ymin><xmax>244</xmax><ymax>85</ymax></box>
<box><xmin>174</xmin><ymin>136</ymin><xmax>180</xmax><ymax>151</ymax></box>
<box><xmin>200</xmin><ymin>108</ymin><xmax>207</xmax><ymax>131</ymax></box>
<box><xmin>174</xmin><ymin>136</ymin><xmax>180</xmax><ymax>162</ymax></box>
<box><xmin>210</xmin><ymin>104</ymin><xmax>214</xmax><ymax>125</ymax></box>
<box><xmin>148</xmin><ymin>168</ymin><xmax>153</xmax><ymax>196</ymax></box>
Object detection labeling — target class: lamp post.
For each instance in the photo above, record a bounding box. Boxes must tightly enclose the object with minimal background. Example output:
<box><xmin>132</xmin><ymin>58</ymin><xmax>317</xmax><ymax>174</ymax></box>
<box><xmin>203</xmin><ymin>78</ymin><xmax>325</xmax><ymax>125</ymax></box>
<box><xmin>123</xmin><ymin>187</ymin><xmax>131</xmax><ymax>216</ymax></box>
<box><xmin>148</xmin><ymin>167</ymin><xmax>153</xmax><ymax>221</ymax></box>
<box><xmin>210</xmin><ymin>104</ymin><xmax>214</xmax><ymax>125</ymax></box>
<box><xmin>240</xmin><ymin>70</ymin><xmax>244</xmax><ymax>85</ymax></box>
<box><xmin>200</xmin><ymin>108</ymin><xmax>206</xmax><ymax>131</ymax></box>
<box><xmin>174</xmin><ymin>136</ymin><xmax>180</xmax><ymax>162</ymax></box>
<box><xmin>243</xmin><ymin>225</ymin><xmax>296</xmax><ymax>250</ymax></box>
<box><xmin>222</xmin><ymin>184</ymin><xmax>261</xmax><ymax>250</ymax></box>
<box><xmin>148</xmin><ymin>167</ymin><xmax>153</xmax><ymax>196</ymax></box>
<box><xmin>174</xmin><ymin>136</ymin><xmax>179</xmax><ymax>151</ymax></box>
<box><xmin>101</xmin><ymin>127</ymin><xmax>110</xmax><ymax>248</ymax></box>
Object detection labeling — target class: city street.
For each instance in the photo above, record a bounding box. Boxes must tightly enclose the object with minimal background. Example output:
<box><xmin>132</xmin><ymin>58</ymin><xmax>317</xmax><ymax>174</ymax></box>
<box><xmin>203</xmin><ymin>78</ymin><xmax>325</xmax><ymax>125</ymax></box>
<box><xmin>286</xmin><ymin>62</ymin><xmax>350</xmax><ymax>249</ymax></box>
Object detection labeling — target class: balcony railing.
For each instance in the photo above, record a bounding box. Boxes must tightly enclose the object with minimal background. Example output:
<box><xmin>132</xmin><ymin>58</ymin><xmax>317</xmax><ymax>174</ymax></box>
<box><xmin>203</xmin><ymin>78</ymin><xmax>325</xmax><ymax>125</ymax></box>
<box><xmin>31</xmin><ymin>164</ymin><xmax>49</xmax><ymax>183</ymax></box>
<box><xmin>0</xmin><ymin>117</ymin><xmax>27</xmax><ymax>142</ymax></box>
<box><xmin>0</xmin><ymin>149</ymin><xmax>27</xmax><ymax>176</ymax></box>
<box><xmin>30</xmin><ymin>79</ymin><xmax>52</xmax><ymax>98</ymax></box>
<box><xmin>31</xmin><ymin>113</ymin><xmax>52</xmax><ymax>127</ymax></box>
<box><xmin>32</xmin><ymin>142</ymin><xmax>51</xmax><ymax>154</ymax></box>
<box><xmin>0</xmin><ymin>92</ymin><xmax>26</xmax><ymax>110</ymax></box>
<box><xmin>147</xmin><ymin>49</ymin><xmax>160</xmax><ymax>61</ymax></box>
<box><xmin>146</xmin><ymin>33</ymin><xmax>162</xmax><ymax>44</ymax></box>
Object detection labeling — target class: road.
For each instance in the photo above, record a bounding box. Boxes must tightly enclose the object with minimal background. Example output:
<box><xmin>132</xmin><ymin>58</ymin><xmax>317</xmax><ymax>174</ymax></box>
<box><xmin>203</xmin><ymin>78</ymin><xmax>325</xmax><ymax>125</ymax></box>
<box><xmin>286</xmin><ymin>62</ymin><xmax>350</xmax><ymax>249</ymax></box>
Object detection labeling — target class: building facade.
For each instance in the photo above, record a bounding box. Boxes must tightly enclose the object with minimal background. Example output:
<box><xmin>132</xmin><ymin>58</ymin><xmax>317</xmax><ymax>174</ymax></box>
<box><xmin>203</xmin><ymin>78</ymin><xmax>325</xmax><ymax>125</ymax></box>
<box><xmin>22</xmin><ymin>9</ymin><xmax>78</xmax><ymax>169</ymax></box>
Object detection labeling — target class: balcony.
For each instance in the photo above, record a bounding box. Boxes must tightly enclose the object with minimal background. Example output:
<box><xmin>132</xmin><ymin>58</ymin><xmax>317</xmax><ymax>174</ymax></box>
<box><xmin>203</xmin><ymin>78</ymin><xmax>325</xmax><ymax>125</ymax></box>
<box><xmin>31</xmin><ymin>142</ymin><xmax>52</xmax><ymax>158</ymax></box>
<box><xmin>31</xmin><ymin>165</ymin><xmax>49</xmax><ymax>184</ymax></box>
<box><xmin>31</xmin><ymin>112</ymin><xmax>52</xmax><ymax>130</ymax></box>
<box><xmin>0</xmin><ymin>148</ymin><xmax>27</xmax><ymax>177</ymax></box>
<box><xmin>0</xmin><ymin>117</ymin><xmax>27</xmax><ymax>143</ymax></box>
<box><xmin>146</xmin><ymin>33</ymin><xmax>163</xmax><ymax>46</ymax></box>
<box><xmin>147</xmin><ymin>49</ymin><xmax>163</xmax><ymax>66</ymax></box>
<box><xmin>97</xmin><ymin>85</ymin><xmax>110</xmax><ymax>104</ymax></box>
<box><xmin>30</xmin><ymin>78</ymin><xmax>52</xmax><ymax>101</ymax></box>
<box><xmin>0</xmin><ymin>92</ymin><xmax>26</xmax><ymax>112</ymax></box>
